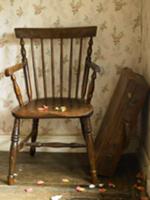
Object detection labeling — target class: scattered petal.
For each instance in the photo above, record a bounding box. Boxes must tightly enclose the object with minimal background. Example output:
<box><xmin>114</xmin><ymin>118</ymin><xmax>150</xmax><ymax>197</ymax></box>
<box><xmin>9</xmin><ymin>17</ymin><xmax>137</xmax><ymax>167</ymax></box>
<box><xmin>38</xmin><ymin>105</ymin><xmax>49</xmax><ymax>111</ymax></box>
<box><xmin>54</xmin><ymin>106</ymin><xmax>67</xmax><ymax>112</ymax></box>
<box><xmin>43</xmin><ymin>105</ymin><xmax>48</xmax><ymax>110</ymax></box>
<box><xmin>108</xmin><ymin>182</ymin><xmax>116</xmax><ymax>188</ymax></box>
<box><xmin>38</xmin><ymin>107</ymin><xmax>45</xmax><ymax>111</ymax></box>
<box><xmin>54</xmin><ymin>106</ymin><xmax>60</xmax><ymax>111</ymax></box>
<box><xmin>99</xmin><ymin>188</ymin><xmax>107</xmax><ymax>193</ymax></box>
<box><xmin>24</xmin><ymin>187</ymin><xmax>33</xmax><ymax>192</ymax></box>
<box><xmin>51</xmin><ymin>195</ymin><xmax>62</xmax><ymax>200</ymax></box>
<box><xmin>76</xmin><ymin>186</ymin><xmax>85</xmax><ymax>192</ymax></box>
<box><xmin>13</xmin><ymin>173</ymin><xmax>18</xmax><ymax>177</ymax></box>
<box><xmin>99</xmin><ymin>183</ymin><xmax>104</xmax><ymax>188</ymax></box>
<box><xmin>62</xmin><ymin>178</ymin><xmax>69</xmax><ymax>183</ymax></box>
<box><xmin>19</xmin><ymin>168</ymin><xmax>23</xmax><ymax>172</ymax></box>
<box><xmin>136</xmin><ymin>186</ymin><xmax>145</xmax><ymax>192</ymax></box>
<box><xmin>133</xmin><ymin>183</ymin><xmax>145</xmax><ymax>192</ymax></box>
<box><xmin>60</xmin><ymin>106</ymin><xmax>67</xmax><ymax>112</ymax></box>
<box><xmin>89</xmin><ymin>184</ymin><xmax>95</xmax><ymax>189</ymax></box>
<box><xmin>37</xmin><ymin>180</ymin><xmax>44</xmax><ymax>185</ymax></box>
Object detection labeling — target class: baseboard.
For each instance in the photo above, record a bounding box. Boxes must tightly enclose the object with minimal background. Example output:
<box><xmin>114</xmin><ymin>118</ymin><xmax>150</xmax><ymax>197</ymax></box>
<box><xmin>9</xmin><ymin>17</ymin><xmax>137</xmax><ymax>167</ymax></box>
<box><xmin>0</xmin><ymin>135</ymin><xmax>86</xmax><ymax>153</ymax></box>
<box><xmin>139</xmin><ymin>147</ymin><xmax>150</xmax><ymax>196</ymax></box>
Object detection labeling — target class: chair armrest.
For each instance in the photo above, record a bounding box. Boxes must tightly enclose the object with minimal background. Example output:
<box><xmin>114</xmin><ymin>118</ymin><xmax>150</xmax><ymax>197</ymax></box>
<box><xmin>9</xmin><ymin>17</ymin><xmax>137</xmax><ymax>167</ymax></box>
<box><xmin>5</xmin><ymin>63</ymin><xmax>24</xmax><ymax>106</ymax></box>
<box><xmin>5</xmin><ymin>63</ymin><xmax>23</xmax><ymax>77</ymax></box>
<box><xmin>86</xmin><ymin>60</ymin><xmax>101</xmax><ymax>74</ymax></box>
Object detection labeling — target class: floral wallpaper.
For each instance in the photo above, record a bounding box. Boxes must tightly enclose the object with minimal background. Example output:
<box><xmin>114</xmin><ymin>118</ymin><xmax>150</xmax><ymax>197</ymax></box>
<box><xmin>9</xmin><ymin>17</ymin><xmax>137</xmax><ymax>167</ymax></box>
<box><xmin>0</xmin><ymin>0</ymin><xmax>141</xmax><ymax>148</ymax></box>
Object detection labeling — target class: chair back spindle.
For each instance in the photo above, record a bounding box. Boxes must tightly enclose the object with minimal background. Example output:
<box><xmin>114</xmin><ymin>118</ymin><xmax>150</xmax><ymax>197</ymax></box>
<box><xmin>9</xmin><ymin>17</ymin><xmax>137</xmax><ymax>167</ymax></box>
<box><xmin>41</xmin><ymin>39</ymin><xmax>47</xmax><ymax>99</ymax></box>
<box><xmin>75</xmin><ymin>37</ymin><xmax>83</xmax><ymax>99</ymax></box>
<box><xmin>31</xmin><ymin>38</ymin><xmax>39</xmax><ymax>99</ymax></box>
<box><xmin>60</xmin><ymin>38</ymin><xmax>63</xmax><ymax>98</ymax></box>
<box><xmin>68</xmin><ymin>38</ymin><xmax>73</xmax><ymax>99</ymax></box>
<box><xmin>50</xmin><ymin>39</ymin><xmax>55</xmax><ymax>98</ymax></box>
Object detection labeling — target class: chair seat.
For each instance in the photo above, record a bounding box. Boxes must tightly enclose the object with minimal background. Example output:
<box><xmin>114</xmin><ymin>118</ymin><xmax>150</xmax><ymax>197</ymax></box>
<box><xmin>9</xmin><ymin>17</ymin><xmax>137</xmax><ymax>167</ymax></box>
<box><xmin>12</xmin><ymin>98</ymin><xmax>93</xmax><ymax>119</ymax></box>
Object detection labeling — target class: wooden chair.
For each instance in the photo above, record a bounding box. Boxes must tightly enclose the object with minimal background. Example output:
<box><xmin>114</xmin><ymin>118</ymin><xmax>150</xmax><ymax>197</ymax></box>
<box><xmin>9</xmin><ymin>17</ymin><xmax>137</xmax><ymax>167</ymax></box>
<box><xmin>4</xmin><ymin>26</ymin><xmax>100</xmax><ymax>185</ymax></box>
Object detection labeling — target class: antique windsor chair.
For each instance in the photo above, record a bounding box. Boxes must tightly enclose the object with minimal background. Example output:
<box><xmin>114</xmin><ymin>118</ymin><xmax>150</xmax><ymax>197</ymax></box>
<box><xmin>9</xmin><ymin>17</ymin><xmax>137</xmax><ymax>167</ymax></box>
<box><xmin>5</xmin><ymin>26</ymin><xmax>100</xmax><ymax>185</ymax></box>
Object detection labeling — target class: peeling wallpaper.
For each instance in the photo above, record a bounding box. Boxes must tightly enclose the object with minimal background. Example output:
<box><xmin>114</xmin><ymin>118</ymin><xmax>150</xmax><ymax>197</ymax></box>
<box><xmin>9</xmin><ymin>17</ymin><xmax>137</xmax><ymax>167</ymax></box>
<box><xmin>0</xmin><ymin>0</ymin><xmax>141</xmax><ymax>141</ymax></box>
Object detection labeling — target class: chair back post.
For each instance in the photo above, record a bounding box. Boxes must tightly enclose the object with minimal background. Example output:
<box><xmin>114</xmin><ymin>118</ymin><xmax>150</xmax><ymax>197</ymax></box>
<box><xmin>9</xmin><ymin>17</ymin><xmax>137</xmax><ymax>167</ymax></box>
<box><xmin>20</xmin><ymin>38</ymin><xmax>32</xmax><ymax>101</ymax></box>
<box><xmin>86</xmin><ymin>70</ymin><xmax>97</xmax><ymax>103</ymax></box>
<box><xmin>81</xmin><ymin>37</ymin><xmax>93</xmax><ymax>100</ymax></box>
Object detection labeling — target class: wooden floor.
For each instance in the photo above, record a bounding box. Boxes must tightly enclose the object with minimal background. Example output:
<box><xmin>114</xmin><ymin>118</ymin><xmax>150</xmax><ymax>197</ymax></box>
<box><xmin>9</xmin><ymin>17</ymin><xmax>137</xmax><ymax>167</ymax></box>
<box><xmin>0</xmin><ymin>152</ymin><xmax>148</xmax><ymax>200</ymax></box>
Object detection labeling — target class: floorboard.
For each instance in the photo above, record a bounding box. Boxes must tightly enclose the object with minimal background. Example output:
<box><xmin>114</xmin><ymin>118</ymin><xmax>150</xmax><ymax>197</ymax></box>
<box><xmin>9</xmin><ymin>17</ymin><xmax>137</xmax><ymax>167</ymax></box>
<box><xmin>0</xmin><ymin>152</ymin><xmax>148</xmax><ymax>200</ymax></box>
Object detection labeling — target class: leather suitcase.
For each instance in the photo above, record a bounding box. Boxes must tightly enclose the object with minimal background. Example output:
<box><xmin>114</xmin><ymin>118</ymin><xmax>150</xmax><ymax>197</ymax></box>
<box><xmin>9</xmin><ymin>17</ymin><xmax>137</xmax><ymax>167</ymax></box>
<box><xmin>95</xmin><ymin>68</ymin><xmax>149</xmax><ymax>176</ymax></box>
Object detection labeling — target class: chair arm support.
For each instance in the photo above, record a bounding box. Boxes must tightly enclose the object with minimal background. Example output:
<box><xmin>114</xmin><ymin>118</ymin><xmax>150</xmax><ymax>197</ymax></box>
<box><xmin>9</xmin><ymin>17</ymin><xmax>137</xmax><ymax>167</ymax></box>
<box><xmin>86</xmin><ymin>60</ymin><xmax>101</xmax><ymax>74</ymax></box>
<box><xmin>11</xmin><ymin>74</ymin><xmax>24</xmax><ymax>106</ymax></box>
<box><xmin>5</xmin><ymin>63</ymin><xmax>23</xmax><ymax>77</ymax></box>
<box><xmin>5</xmin><ymin>63</ymin><xmax>24</xmax><ymax>106</ymax></box>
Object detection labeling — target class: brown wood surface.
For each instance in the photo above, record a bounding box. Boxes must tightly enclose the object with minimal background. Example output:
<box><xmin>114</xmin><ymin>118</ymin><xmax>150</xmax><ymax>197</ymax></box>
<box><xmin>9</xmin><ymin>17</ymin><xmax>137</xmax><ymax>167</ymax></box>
<box><xmin>11</xmin><ymin>74</ymin><xmax>24</xmax><ymax>106</ymax></box>
<box><xmin>12</xmin><ymin>98</ymin><xmax>93</xmax><ymax>118</ymax></box>
<box><xmin>20</xmin><ymin>38</ymin><xmax>32</xmax><ymax>101</ymax></box>
<box><xmin>31</xmin><ymin>38</ymin><xmax>39</xmax><ymax>99</ymax></box>
<box><xmin>50</xmin><ymin>39</ymin><xmax>55</xmax><ymax>98</ymax></box>
<box><xmin>95</xmin><ymin>68</ymin><xmax>149</xmax><ymax>176</ymax></box>
<box><xmin>26</xmin><ymin>142</ymin><xmax>86</xmax><ymax>148</ymax></box>
<box><xmin>5</xmin><ymin>63</ymin><xmax>23</xmax><ymax>76</ymax></box>
<box><xmin>68</xmin><ymin>38</ymin><xmax>73</xmax><ymax>98</ymax></box>
<box><xmin>15</xmin><ymin>26</ymin><xmax>97</xmax><ymax>38</ymax></box>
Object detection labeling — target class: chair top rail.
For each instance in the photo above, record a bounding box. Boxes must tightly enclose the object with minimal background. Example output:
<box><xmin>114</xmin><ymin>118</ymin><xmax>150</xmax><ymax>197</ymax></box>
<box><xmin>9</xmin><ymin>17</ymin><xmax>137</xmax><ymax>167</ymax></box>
<box><xmin>15</xmin><ymin>26</ymin><xmax>97</xmax><ymax>39</ymax></box>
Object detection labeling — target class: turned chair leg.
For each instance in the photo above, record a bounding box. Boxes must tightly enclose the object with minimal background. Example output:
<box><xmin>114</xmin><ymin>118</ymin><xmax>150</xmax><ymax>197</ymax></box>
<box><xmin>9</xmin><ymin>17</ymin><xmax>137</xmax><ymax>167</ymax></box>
<box><xmin>8</xmin><ymin>118</ymin><xmax>20</xmax><ymax>185</ymax></box>
<box><xmin>30</xmin><ymin>118</ymin><xmax>39</xmax><ymax>156</ymax></box>
<box><xmin>80</xmin><ymin>117</ymin><xmax>98</xmax><ymax>184</ymax></box>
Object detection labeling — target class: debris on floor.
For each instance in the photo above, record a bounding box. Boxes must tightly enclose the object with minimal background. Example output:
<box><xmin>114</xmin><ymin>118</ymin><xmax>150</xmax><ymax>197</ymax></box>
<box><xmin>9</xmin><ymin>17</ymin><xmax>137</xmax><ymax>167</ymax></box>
<box><xmin>37</xmin><ymin>180</ymin><xmax>45</xmax><ymax>185</ymax></box>
<box><xmin>24</xmin><ymin>187</ymin><xmax>33</xmax><ymax>193</ymax></box>
<box><xmin>89</xmin><ymin>184</ymin><xmax>96</xmax><ymax>189</ymax></box>
<box><xmin>62</xmin><ymin>178</ymin><xmax>69</xmax><ymax>183</ymax></box>
<box><xmin>98</xmin><ymin>183</ymin><xmax>105</xmax><ymax>188</ymax></box>
<box><xmin>76</xmin><ymin>186</ymin><xmax>86</xmax><ymax>192</ymax></box>
<box><xmin>50</xmin><ymin>195</ymin><xmax>62</xmax><ymax>200</ymax></box>
<box><xmin>108</xmin><ymin>181</ymin><xmax>116</xmax><ymax>188</ymax></box>
<box><xmin>133</xmin><ymin>171</ymin><xmax>149</xmax><ymax>199</ymax></box>
<box><xmin>134</xmin><ymin>184</ymin><xmax>145</xmax><ymax>192</ymax></box>
<box><xmin>13</xmin><ymin>173</ymin><xmax>18</xmax><ymax>177</ymax></box>
<box><xmin>99</xmin><ymin>188</ymin><xmax>107</xmax><ymax>193</ymax></box>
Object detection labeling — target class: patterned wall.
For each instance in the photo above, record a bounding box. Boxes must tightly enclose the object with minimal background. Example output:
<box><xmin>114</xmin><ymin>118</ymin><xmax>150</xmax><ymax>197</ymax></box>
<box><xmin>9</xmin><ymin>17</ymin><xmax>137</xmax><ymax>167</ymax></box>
<box><xmin>0</xmin><ymin>0</ymin><xmax>141</xmax><ymax>144</ymax></box>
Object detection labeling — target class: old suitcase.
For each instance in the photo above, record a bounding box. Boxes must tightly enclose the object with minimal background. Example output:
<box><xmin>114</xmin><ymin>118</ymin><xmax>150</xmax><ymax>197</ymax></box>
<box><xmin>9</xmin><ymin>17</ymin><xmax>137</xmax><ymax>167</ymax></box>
<box><xmin>95</xmin><ymin>68</ymin><xmax>149</xmax><ymax>176</ymax></box>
